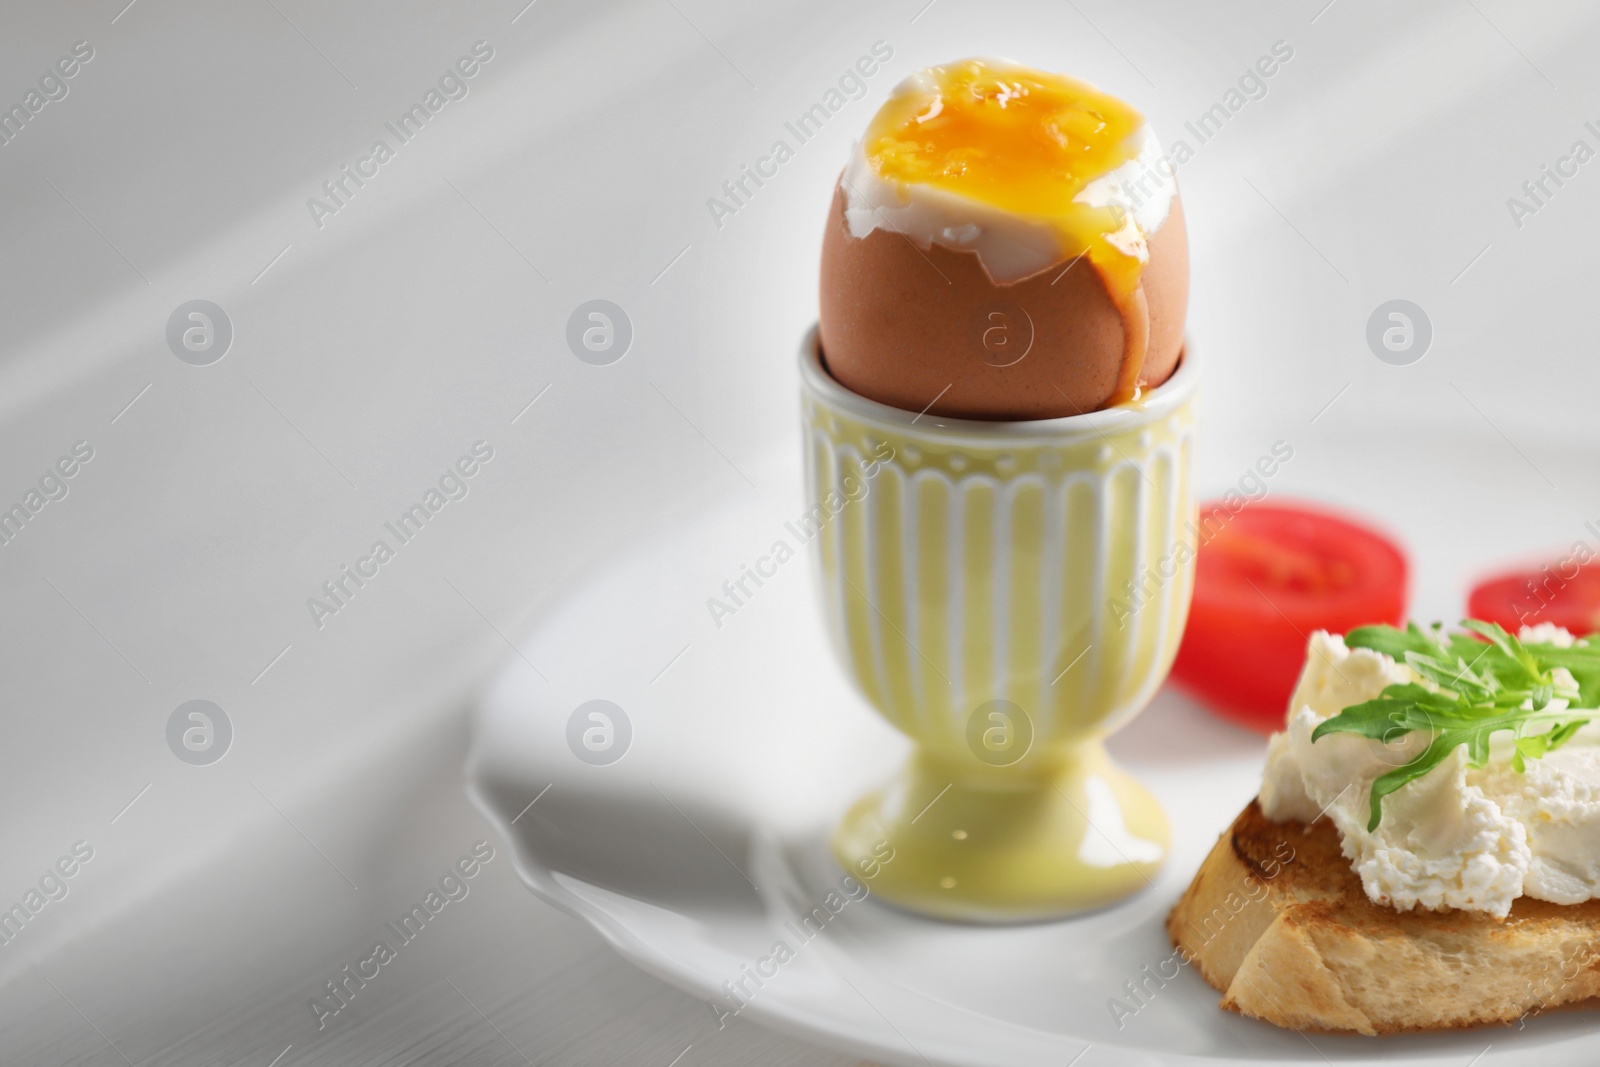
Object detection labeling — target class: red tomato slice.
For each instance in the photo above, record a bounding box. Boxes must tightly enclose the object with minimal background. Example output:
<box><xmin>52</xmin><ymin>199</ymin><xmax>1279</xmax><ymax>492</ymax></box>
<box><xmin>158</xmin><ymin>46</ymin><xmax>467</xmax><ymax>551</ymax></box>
<box><xmin>1468</xmin><ymin>561</ymin><xmax>1600</xmax><ymax>637</ymax></box>
<box><xmin>1170</xmin><ymin>501</ymin><xmax>1410</xmax><ymax>734</ymax></box>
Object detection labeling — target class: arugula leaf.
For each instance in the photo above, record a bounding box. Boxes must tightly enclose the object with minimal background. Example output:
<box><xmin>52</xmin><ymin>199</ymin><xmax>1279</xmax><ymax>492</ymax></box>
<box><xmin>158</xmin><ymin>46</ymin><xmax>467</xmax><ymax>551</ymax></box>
<box><xmin>1538</xmin><ymin>640</ymin><xmax>1600</xmax><ymax>707</ymax></box>
<box><xmin>1313</xmin><ymin>686</ymin><xmax>1458</xmax><ymax>741</ymax></box>
<box><xmin>1401</xmin><ymin>649</ymin><xmax>1496</xmax><ymax>703</ymax></box>
<box><xmin>1311</xmin><ymin>620</ymin><xmax>1600</xmax><ymax>830</ymax></box>
<box><xmin>1461</xmin><ymin>620</ymin><xmax>1541</xmax><ymax>687</ymax></box>
<box><xmin>1345</xmin><ymin>621</ymin><xmax>1445</xmax><ymax>662</ymax></box>
<box><xmin>1513</xmin><ymin>720</ymin><xmax>1584</xmax><ymax>772</ymax></box>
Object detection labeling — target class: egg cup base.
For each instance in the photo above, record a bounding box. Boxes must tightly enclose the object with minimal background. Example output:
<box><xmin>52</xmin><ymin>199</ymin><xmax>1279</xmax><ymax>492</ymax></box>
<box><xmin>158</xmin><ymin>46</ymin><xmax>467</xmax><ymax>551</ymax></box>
<box><xmin>831</xmin><ymin>744</ymin><xmax>1169</xmax><ymax>923</ymax></box>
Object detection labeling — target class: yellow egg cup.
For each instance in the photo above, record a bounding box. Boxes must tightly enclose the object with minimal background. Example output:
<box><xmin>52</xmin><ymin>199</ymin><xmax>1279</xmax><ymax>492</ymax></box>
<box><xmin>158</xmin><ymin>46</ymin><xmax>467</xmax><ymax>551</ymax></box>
<box><xmin>800</xmin><ymin>330</ymin><xmax>1198</xmax><ymax>921</ymax></box>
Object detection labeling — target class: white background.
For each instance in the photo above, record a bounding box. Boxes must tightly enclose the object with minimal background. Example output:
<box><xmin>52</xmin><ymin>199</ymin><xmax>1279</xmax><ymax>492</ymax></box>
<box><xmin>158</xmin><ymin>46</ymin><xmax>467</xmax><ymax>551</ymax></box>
<box><xmin>1</xmin><ymin>0</ymin><xmax>1598</xmax><ymax>1063</ymax></box>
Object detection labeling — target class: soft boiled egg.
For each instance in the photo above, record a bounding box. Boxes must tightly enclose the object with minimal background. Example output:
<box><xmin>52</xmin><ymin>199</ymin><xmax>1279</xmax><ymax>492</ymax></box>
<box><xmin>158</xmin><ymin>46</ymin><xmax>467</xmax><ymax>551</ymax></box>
<box><xmin>819</xmin><ymin>58</ymin><xmax>1188</xmax><ymax>419</ymax></box>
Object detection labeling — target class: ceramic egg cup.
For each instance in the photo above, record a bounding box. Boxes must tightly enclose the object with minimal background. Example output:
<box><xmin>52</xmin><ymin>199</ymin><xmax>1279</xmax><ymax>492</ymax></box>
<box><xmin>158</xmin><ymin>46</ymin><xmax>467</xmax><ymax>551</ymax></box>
<box><xmin>800</xmin><ymin>329</ymin><xmax>1198</xmax><ymax>922</ymax></box>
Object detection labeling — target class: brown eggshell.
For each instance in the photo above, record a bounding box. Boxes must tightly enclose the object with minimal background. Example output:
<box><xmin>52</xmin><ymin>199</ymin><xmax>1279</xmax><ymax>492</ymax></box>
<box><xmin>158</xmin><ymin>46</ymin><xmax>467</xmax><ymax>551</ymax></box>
<box><xmin>818</xmin><ymin>181</ymin><xmax>1189</xmax><ymax>419</ymax></box>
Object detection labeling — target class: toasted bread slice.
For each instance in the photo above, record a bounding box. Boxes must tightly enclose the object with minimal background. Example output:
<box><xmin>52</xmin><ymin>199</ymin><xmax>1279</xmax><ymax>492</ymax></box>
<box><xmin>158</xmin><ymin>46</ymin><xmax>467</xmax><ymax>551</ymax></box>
<box><xmin>1168</xmin><ymin>799</ymin><xmax>1600</xmax><ymax>1034</ymax></box>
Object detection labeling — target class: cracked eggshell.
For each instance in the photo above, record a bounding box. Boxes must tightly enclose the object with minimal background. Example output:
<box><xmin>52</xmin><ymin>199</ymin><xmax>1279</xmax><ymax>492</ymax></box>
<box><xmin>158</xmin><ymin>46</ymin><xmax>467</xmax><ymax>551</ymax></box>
<box><xmin>817</xmin><ymin>180</ymin><xmax>1189</xmax><ymax>420</ymax></box>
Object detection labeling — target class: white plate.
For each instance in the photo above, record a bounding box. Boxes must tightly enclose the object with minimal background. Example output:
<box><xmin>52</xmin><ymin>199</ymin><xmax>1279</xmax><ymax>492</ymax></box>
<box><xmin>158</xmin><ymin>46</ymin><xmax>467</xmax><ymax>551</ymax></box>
<box><xmin>467</xmin><ymin>457</ymin><xmax>1599</xmax><ymax>1066</ymax></box>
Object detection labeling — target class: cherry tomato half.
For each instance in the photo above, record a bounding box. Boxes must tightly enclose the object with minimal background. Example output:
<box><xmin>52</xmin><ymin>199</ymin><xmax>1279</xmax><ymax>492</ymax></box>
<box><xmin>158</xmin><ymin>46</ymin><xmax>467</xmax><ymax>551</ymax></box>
<box><xmin>1468</xmin><ymin>560</ymin><xmax>1600</xmax><ymax>637</ymax></box>
<box><xmin>1170</xmin><ymin>500</ymin><xmax>1410</xmax><ymax>734</ymax></box>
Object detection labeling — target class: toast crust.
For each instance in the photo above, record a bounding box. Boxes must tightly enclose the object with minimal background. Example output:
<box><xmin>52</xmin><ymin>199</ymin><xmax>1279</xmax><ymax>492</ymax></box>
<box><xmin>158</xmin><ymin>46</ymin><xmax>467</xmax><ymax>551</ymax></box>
<box><xmin>1168</xmin><ymin>799</ymin><xmax>1600</xmax><ymax>1034</ymax></box>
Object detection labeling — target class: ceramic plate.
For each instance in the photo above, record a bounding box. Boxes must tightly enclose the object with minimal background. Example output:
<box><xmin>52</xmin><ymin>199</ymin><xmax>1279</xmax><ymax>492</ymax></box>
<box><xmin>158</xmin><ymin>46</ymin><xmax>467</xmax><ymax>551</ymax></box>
<box><xmin>467</xmin><ymin>455</ymin><xmax>1598</xmax><ymax>1066</ymax></box>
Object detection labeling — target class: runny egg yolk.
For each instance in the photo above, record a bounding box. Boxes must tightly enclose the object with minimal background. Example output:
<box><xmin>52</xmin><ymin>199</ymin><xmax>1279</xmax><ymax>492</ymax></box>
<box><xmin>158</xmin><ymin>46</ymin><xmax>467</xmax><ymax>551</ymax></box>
<box><xmin>863</xmin><ymin>59</ymin><xmax>1148</xmax><ymax>299</ymax></box>
<box><xmin>862</xmin><ymin>60</ymin><xmax>1155</xmax><ymax>404</ymax></box>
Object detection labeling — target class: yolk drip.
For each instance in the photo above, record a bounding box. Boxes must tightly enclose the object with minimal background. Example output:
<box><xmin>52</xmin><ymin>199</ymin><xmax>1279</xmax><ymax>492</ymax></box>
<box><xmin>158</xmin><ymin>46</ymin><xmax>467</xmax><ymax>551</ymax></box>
<box><xmin>863</xmin><ymin>59</ymin><xmax>1155</xmax><ymax>404</ymax></box>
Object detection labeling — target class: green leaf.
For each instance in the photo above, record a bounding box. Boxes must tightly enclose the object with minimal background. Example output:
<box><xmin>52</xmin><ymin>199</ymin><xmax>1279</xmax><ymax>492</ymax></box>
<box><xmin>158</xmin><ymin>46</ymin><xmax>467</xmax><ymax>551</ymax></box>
<box><xmin>1311</xmin><ymin>685</ymin><xmax>1453</xmax><ymax>744</ymax></box>
<box><xmin>1553</xmin><ymin>721</ymin><xmax>1587</xmax><ymax>754</ymax></box>
<box><xmin>1403</xmin><ymin>650</ymin><xmax>1495</xmax><ymax>703</ymax></box>
<box><xmin>1462</xmin><ymin>620</ymin><xmax>1541</xmax><ymax>687</ymax></box>
<box><xmin>1536</xmin><ymin>642</ymin><xmax>1600</xmax><ymax>707</ymax></box>
<box><xmin>1345</xmin><ymin>622</ymin><xmax>1443</xmax><ymax>662</ymax></box>
<box><xmin>1316</xmin><ymin>619</ymin><xmax>1600</xmax><ymax>832</ymax></box>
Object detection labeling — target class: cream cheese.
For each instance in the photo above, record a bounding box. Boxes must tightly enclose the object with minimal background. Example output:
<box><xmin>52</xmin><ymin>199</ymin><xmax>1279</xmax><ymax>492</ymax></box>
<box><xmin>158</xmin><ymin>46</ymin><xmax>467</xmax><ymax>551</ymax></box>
<box><xmin>1260</xmin><ymin>628</ymin><xmax>1600</xmax><ymax>917</ymax></box>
